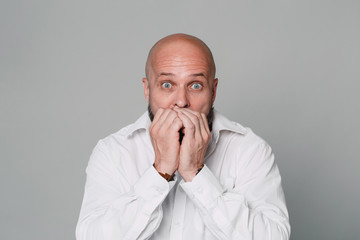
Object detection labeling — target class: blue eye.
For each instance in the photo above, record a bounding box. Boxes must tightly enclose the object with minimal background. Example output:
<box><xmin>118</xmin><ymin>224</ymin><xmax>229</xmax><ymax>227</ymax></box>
<box><xmin>191</xmin><ymin>83</ymin><xmax>202</xmax><ymax>90</ymax></box>
<box><xmin>162</xmin><ymin>82</ymin><xmax>172</xmax><ymax>89</ymax></box>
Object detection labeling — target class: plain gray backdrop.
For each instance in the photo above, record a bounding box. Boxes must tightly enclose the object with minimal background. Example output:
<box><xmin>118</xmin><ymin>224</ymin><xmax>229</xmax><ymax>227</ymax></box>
<box><xmin>1</xmin><ymin>0</ymin><xmax>359</xmax><ymax>239</ymax></box>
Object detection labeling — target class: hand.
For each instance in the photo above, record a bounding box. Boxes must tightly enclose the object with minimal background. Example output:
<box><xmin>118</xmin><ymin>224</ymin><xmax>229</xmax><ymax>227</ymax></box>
<box><xmin>174</xmin><ymin>107</ymin><xmax>211</xmax><ymax>181</ymax></box>
<box><xmin>149</xmin><ymin>108</ymin><xmax>183</xmax><ymax>175</ymax></box>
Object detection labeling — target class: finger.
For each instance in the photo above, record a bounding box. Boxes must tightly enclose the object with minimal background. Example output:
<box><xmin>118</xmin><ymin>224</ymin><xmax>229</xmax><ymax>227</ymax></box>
<box><xmin>152</xmin><ymin>108</ymin><xmax>164</xmax><ymax>123</ymax></box>
<box><xmin>175</xmin><ymin>109</ymin><xmax>202</xmax><ymax>139</ymax></box>
<box><xmin>200</xmin><ymin>112</ymin><xmax>211</xmax><ymax>135</ymax></box>
<box><xmin>164</xmin><ymin>110</ymin><xmax>183</xmax><ymax>131</ymax></box>
<box><xmin>176</xmin><ymin>111</ymin><xmax>196</xmax><ymax>138</ymax></box>
<box><xmin>174</xmin><ymin>108</ymin><xmax>200</xmax><ymax>126</ymax></box>
<box><xmin>179</xmin><ymin>108</ymin><xmax>210</xmax><ymax>134</ymax></box>
<box><xmin>157</xmin><ymin>108</ymin><xmax>173</xmax><ymax>125</ymax></box>
<box><xmin>176</xmin><ymin>108</ymin><xmax>211</xmax><ymax>141</ymax></box>
<box><xmin>200</xmin><ymin>113</ymin><xmax>211</xmax><ymax>144</ymax></box>
<box><xmin>150</xmin><ymin>108</ymin><xmax>170</xmax><ymax>134</ymax></box>
<box><xmin>152</xmin><ymin>108</ymin><xmax>172</xmax><ymax>131</ymax></box>
<box><xmin>196</xmin><ymin>112</ymin><xmax>208</xmax><ymax>140</ymax></box>
<box><xmin>171</xmin><ymin>116</ymin><xmax>183</xmax><ymax>132</ymax></box>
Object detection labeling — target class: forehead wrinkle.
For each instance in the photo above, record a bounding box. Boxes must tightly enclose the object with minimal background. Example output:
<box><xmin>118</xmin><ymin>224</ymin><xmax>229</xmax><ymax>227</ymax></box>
<box><xmin>154</xmin><ymin>57</ymin><xmax>210</xmax><ymax>73</ymax></box>
<box><xmin>155</xmin><ymin>62</ymin><xmax>209</xmax><ymax>77</ymax></box>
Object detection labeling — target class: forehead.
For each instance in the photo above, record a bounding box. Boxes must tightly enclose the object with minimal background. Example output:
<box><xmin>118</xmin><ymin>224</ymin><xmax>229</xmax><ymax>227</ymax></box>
<box><xmin>150</xmin><ymin>41</ymin><xmax>211</xmax><ymax>76</ymax></box>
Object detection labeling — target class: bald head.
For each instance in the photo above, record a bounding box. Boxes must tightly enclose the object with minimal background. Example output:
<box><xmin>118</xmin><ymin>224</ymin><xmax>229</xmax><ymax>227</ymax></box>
<box><xmin>145</xmin><ymin>33</ymin><xmax>216</xmax><ymax>81</ymax></box>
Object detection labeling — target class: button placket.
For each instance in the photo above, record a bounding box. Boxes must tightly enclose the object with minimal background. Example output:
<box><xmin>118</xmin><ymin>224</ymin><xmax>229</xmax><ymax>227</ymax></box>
<box><xmin>169</xmin><ymin>184</ymin><xmax>187</xmax><ymax>240</ymax></box>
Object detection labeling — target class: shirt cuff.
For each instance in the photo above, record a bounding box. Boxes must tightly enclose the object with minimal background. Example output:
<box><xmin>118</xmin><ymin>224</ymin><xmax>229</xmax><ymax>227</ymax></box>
<box><xmin>133</xmin><ymin>165</ymin><xmax>176</xmax><ymax>210</ymax></box>
<box><xmin>180</xmin><ymin>165</ymin><xmax>225</xmax><ymax>208</ymax></box>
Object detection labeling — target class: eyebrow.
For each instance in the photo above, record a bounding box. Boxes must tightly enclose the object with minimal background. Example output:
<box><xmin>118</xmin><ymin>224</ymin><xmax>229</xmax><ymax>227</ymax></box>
<box><xmin>159</xmin><ymin>72</ymin><xmax>206</xmax><ymax>78</ymax></box>
<box><xmin>159</xmin><ymin>72</ymin><xmax>175</xmax><ymax>76</ymax></box>
<box><xmin>190</xmin><ymin>73</ymin><xmax>206</xmax><ymax>78</ymax></box>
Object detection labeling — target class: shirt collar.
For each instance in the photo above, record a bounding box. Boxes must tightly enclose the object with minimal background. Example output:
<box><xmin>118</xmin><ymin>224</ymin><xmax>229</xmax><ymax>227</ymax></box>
<box><xmin>123</xmin><ymin>109</ymin><xmax>246</xmax><ymax>137</ymax></box>
<box><xmin>211</xmin><ymin>109</ymin><xmax>247</xmax><ymax>135</ymax></box>
<box><xmin>208</xmin><ymin>110</ymin><xmax>247</xmax><ymax>159</ymax></box>
<box><xmin>122</xmin><ymin>111</ymin><xmax>151</xmax><ymax>137</ymax></box>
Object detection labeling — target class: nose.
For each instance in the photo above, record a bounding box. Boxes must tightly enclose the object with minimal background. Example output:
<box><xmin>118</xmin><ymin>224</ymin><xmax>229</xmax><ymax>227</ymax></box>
<box><xmin>174</xmin><ymin>87</ymin><xmax>189</xmax><ymax>108</ymax></box>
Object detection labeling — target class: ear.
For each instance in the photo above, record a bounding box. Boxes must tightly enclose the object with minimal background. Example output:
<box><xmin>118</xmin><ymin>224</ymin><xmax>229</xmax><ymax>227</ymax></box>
<box><xmin>211</xmin><ymin>78</ymin><xmax>218</xmax><ymax>104</ymax></box>
<box><xmin>142</xmin><ymin>77</ymin><xmax>150</xmax><ymax>103</ymax></box>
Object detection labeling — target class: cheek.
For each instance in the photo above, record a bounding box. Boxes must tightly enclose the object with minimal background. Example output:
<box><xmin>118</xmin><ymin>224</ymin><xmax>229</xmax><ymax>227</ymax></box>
<box><xmin>189</xmin><ymin>96</ymin><xmax>213</xmax><ymax>113</ymax></box>
<box><xmin>150</xmin><ymin>94</ymin><xmax>172</xmax><ymax>109</ymax></box>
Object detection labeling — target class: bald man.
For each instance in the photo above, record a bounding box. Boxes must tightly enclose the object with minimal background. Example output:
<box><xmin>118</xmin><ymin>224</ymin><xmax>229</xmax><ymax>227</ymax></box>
<box><xmin>76</xmin><ymin>34</ymin><xmax>290</xmax><ymax>240</ymax></box>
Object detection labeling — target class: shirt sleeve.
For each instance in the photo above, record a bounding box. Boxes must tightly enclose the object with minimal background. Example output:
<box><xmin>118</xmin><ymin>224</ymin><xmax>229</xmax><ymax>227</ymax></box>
<box><xmin>180</xmin><ymin>143</ymin><xmax>290</xmax><ymax>240</ymax></box>
<box><xmin>76</xmin><ymin>141</ymin><xmax>176</xmax><ymax>240</ymax></box>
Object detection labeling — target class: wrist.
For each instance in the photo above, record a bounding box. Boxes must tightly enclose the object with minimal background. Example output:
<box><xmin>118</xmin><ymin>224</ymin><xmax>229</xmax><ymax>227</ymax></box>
<box><xmin>179</xmin><ymin>164</ymin><xmax>203</xmax><ymax>182</ymax></box>
<box><xmin>153</xmin><ymin>163</ymin><xmax>175</xmax><ymax>182</ymax></box>
<box><xmin>154</xmin><ymin>161</ymin><xmax>176</xmax><ymax>174</ymax></box>
<box><xmin>196</xmin><ymin>164</ymin><xmax>204</xmax><ymax>174</ymax></box>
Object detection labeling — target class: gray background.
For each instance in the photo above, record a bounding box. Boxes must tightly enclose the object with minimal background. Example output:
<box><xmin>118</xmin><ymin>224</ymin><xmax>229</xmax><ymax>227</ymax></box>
<box><xmin>1</xmin><ymin>0</ymin><xmax>359</xmax><ymax>239</ymax></box>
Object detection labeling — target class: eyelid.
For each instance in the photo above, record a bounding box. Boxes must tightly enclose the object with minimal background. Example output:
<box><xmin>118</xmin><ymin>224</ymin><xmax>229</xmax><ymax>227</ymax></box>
<box><xmin>160</xmin><ymin>80</ymin><xmax>173</xmax><ymax>85</ymax></box>
<box><xmin>190</xmin><ymin>82</ymin><xmax>203</xmax><ymax>89</ymax></box>
<box><xmin>161</xmin><ymin>82</ymin><xmax>172</xmax><ymax>89</ymax></box>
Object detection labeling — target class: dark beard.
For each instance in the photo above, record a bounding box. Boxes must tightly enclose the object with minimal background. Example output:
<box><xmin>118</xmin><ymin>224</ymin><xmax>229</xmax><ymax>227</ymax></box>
<box><xmin>147</xmin><ymin>105</ymin><xmax>214</xmax><ymax>144</ymax></box>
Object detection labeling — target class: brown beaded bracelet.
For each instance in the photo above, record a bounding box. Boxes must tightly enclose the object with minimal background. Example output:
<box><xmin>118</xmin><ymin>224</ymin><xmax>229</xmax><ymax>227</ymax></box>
<box><xmin>153</xmin><ymin>164</ymin><xmax>174</xmax><ymax>182</ymax></box>
<box><xmin>158</xmin><ymin>171</ymin><xmax>174</xmax><ymax>182</ymax></box>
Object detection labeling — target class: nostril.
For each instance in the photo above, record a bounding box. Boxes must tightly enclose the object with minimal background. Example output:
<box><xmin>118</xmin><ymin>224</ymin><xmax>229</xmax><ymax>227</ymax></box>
<box><xmin>176</xmin><ymin>105</ymin><xmax>189</xmax><ymax>108</ymax></box>
<box><xmin>175</xmin><ymin>103</ymin><xmax>189</xmax><ymax>108</ymax></box>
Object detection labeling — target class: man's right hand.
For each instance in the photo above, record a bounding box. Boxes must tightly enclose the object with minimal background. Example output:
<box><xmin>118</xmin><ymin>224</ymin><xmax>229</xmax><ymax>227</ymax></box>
<box><xmin>149</xmin><ymin>108</ymin><xmax>183</xmax><ymax>176</ymax></box>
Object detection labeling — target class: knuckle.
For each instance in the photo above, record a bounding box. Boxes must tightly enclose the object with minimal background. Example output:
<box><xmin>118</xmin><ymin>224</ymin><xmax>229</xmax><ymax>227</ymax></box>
<box><xmin>203</xmin><ymin>133</ymin><xmax>211</xmax><ymax>141</ymax></box>
<box><xmin>150</xmin><ymin>130</ymin><xmax>157</xmax><ymax>137</ymax></box>
<box><xmin>169</xmin><ymin>110</ymin><xmax>177</xmax><ymax>117</ymax></box>
<box><xmin>150</xmin><ymin>125</ymin><xmax>159</xmax><ymax>135</ymax></box>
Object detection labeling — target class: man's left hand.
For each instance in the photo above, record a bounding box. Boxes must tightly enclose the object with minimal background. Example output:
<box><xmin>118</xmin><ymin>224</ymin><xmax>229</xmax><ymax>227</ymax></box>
<box><xmin>174</xmin><ymin>107</ymin><xmax>211</xmax><ymax>182</ymax></box>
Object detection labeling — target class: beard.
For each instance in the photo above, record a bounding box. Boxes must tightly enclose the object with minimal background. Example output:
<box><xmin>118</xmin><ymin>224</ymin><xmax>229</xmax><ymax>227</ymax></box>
<box><xmin>147</xmin><ymin>104</ymin><xmax>214</xmax><ymax>144</ymax></box>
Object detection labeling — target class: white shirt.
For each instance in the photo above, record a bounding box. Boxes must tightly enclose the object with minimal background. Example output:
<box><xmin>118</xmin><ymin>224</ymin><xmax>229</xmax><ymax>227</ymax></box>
<box><xmin>76</xmin><ymin>110</ymin><xmax>290</xmax><ymax>240</ymax></box>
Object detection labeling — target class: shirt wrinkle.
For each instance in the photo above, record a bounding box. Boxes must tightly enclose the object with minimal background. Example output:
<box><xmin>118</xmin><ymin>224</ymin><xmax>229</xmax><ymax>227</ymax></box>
<box><xmin>76</xmin><ymin>110</ymin><xmax>290</xmax><ymax>240</ymax></box>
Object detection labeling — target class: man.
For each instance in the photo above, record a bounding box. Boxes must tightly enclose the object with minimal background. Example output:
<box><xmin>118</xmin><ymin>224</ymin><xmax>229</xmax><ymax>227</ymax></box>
<box><xmin>76</xmin><ymin>34</ymin><xmax>290</xmax><ymax>240</ymax></box>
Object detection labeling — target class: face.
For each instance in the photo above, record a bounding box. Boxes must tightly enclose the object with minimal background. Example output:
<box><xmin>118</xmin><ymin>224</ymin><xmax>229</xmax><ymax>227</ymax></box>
<box><xmin>142</xmin><ymin>40</ymin><xmax>218</xmax><ymax>125</ymax></box>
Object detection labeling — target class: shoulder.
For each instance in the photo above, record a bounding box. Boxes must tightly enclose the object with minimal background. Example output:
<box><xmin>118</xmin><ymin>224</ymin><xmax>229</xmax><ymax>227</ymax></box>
<box><xmin>214</xmin><ymin>111</ymin><xmax>269</xmax><ymax>146</ymax></box>
<box><xmin>217</xmin><ymin>118</ymin><xmax>275</xmax><ymax>179</ymax></box>
<box><xmin>93</xmin><ymin>112</ymin><xmax>150</xmax><ymax>154</ymax></box>
<box><xmin>214</xmin><ymin>111</ymin><xmax>272</xmax><ymax>157</ymax></box>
